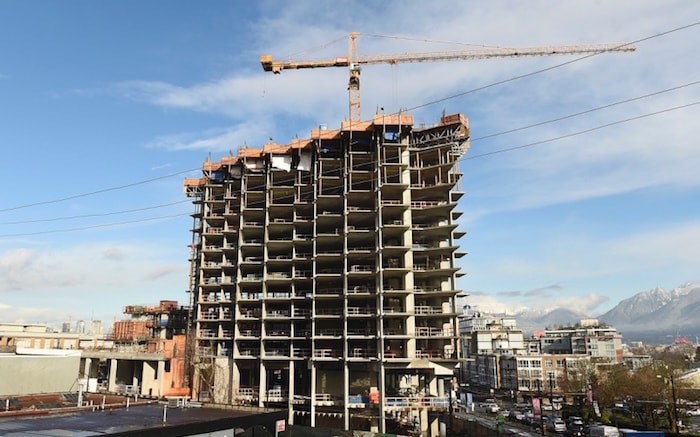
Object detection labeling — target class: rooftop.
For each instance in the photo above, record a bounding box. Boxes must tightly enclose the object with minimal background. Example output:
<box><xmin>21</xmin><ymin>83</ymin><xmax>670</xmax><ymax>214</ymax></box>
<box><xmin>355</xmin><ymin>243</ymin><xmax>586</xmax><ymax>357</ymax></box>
<box><xmin>0</xmin><ymin>401</ymin><xmax>285</xmax><ymax>436</ymax></box>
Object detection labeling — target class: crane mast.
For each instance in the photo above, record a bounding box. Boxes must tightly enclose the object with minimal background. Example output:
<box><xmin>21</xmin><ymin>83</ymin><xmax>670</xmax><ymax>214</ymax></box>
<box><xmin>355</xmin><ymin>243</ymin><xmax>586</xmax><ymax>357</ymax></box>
<box><xmin>260</xmin><ymin>33</ymin><xmax>635</xmax><ymax>124</ymax></box>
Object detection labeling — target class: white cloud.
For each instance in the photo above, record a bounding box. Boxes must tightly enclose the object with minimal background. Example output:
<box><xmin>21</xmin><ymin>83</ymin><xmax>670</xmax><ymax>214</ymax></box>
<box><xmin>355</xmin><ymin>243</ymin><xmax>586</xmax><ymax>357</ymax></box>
<box><xmin>607</xmin><ymin>221</ymin><xmax>700</xmax><ymax>270</ymax></box>
<box><xmin>548</xmin><ymin>294</ymin><xmax>610</xmax><ymax>314</ymax></box>
<box><xmin>0</xmin><ymin>303</ymin><xmax>68</xmax><ymax>326</ymax></box>
<box><xmin>115</xmin><ymin>1</ymin><xmax>700</xmax><ymax>218</ymax></box>
<box><xmin>479</xmin><ymin>221</ymin><xmax>700</xmax><ymax>282</ymax></box>
<box><xmin>145</xmin><ymin>122</ymin><xmax>274</xmax><ymax>152</ymax></box>
<box><xmin>0</xmin><ymin>242</ymin><xmax>186</xmax><ymax>293</ymax></box>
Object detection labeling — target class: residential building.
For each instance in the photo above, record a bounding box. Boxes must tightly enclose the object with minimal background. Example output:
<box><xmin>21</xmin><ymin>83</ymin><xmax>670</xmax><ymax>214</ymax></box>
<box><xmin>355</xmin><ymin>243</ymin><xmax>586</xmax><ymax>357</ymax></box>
<box><xmin>459</xmin><ymin>310</ymin><xmax>526</xmax><ymax>388</ymax></box>
<box><xmin>535</xmin><ymin>320</ymin><xmax>623</xmax><ymax>362</ymax></box>
<box><xmin>184</xmin><ymin>112</ymin><xmax>469</xmax><ymax>435</ymax></box>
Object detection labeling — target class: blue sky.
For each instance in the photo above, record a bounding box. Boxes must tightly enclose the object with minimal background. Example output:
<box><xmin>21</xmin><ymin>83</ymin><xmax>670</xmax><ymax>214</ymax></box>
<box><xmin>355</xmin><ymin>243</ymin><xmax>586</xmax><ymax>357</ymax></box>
<box><xmin>1</xmin><ymin>1</ymin><xmax>699</xmax><ymax>328</ymax></box>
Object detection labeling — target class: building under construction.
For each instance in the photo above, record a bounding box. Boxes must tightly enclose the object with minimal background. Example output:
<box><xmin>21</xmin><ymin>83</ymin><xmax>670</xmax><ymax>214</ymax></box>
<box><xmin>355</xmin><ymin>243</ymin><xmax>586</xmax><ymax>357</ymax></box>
<box><xmin>184</xmin><ymin>112</ymin><xmax>469</xmax><ymax>435</ymax></box>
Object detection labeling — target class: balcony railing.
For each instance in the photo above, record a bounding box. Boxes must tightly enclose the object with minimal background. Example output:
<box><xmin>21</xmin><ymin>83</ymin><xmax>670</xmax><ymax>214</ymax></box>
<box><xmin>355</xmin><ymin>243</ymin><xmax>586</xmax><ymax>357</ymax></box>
<box><xmin>266</xmin><ymin>310</ymin><xmax>290</xmax><ymax>318</ymax></box>
<box><xmin>347</xmin><ymin>328</ymin><xmax>375</xmax><ymax>336</ymax></box>
<box><xmin>415</xmin><ymin>327</ymin><xmax>453</xmax><ymax>337</ymax></box>
<box><xmin>410</xmin><ymin>200</ymin><xmax>448</xmax><ymax>209</ymax></box>
<box><xmin>233</xmin><ymin>387</ymin><xmax>258</xmax><ymax>400</ymax></box>
<box><xmin>414</xmin><ymin>306</ymin><xmax>444</xmax><ymax>315</ymax></box>
<box><xmin>314</xmin><ymin>349</ymin><xmax>342</xmax><ymax>358</ymax></box>
<box><xmin>384</xmin><ymin>397</ymin><xmax>449</xmax><ymax>409</ymax></box>
<box><xmin>292</xmin><ymin>347</ymin><xmax>311</xmax><ymax>357</ymax></box>
<box><xmin>350</xmin><ymin>348</ymin><xmax>377</xmax><ymax>358</ymax></box>
<box><xmin>266</xmin><ymin>388</ymin><xmax>288</xmax><ymax>402</ymax></box>
<box><xmin>239</xmin><ymin>329</ymin><xmax>261</xmax><ymax>337</ymax></box>
<box><xmin>317</xmin><ymin>329</ymin><xmax>343</xmax><ymax>336</ymax></box>
<box><xmin>347</xmin><ymin>307</ymin><xmax>375</xmax><ymax>315</ymax></box>
<box><xmin>316</xmin><ymin>308</ymin><xmax>342</xmax><ymax>316</ymax></box>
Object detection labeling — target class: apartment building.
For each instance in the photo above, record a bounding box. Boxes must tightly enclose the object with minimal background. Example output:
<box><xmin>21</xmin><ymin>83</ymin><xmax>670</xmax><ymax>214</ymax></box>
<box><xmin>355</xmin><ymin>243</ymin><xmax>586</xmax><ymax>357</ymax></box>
<box><xmin>459</xmin><ymin>310</ymin><xmax>526</xmax><ymax>388</ymax></box>
<box><xmin>536</xmin><ymin>320</ymin><xmax>624</xmax><ymax>363</ymax></box>
<box><xmin>184</xmin><ymin>112</ymin><xmax>469</xmax><ymax>435</ymax></box>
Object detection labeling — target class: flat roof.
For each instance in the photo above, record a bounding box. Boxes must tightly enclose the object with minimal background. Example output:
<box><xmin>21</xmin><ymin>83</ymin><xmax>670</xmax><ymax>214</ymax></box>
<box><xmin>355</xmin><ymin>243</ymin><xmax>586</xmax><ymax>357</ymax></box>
<box><xmin>0</xmin><ymin>403</ymin><xmax>286</xmax><ymax>436</ymax></box>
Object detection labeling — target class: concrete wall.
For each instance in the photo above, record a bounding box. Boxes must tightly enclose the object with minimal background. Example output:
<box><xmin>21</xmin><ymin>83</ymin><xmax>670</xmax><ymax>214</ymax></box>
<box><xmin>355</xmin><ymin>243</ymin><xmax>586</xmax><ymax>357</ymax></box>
<box><xmin>0</xmin><ymin>355</ymin><xmax>80</xmax><ymax>396</ymax></box>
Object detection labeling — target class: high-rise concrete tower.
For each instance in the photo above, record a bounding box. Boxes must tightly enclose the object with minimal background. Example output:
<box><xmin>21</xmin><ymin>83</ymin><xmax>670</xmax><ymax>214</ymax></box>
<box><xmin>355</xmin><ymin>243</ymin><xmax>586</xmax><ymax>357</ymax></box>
<box><xmin>184</xmin><ymin>112</ymin><xmax>469</xmax><ymax>435</ymax></box>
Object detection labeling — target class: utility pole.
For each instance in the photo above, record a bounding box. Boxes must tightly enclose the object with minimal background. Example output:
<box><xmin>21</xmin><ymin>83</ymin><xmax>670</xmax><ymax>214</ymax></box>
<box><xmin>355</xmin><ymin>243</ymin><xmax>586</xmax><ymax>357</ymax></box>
<box><xmin>670</xmin><ymin>373</ymin><xmax>679</xmax><ymax>435</ymax></box>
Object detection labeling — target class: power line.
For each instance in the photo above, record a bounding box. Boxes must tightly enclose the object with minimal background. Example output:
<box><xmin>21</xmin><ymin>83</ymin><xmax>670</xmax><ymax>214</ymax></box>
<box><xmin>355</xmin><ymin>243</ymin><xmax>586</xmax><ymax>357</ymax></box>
<box><xmin>0</xmin><ymin>200</ymin><xmax>191</xmax><ymax>225</ymax></box>
<box><xmin>3</xmin><ymin>100</ymin><xmax>696</xmax><ymax>237</ymax></box>
<box><xmin>0</xmin><ymin>167</ymin><xmax>199</xmax><ymax>214</ymax></box>
<box><xmin>2</xmin><ymin>21</ymin><xmax>697</xmax><ymax>217</ymax></box>
<box><xmin>471</xmin><ymin>80</ymin><xmax>700</xmax><ymax>142</ymax></box>
<box><xmin>462</xmin><ymin>101</ymin><xmax>700</xmax><ymax>161</ymax></box>
<box><xmin>0</xmin><ymin>213</ymin><xmax>189</xmax><ymax>238</ymax></box>
<box><xmin>2</xmin><ymin>78</ymin><xmax>697</xmax><ymax>228</ymax></box>
<box><xmin>405</xmin><ymin>20</ymin><xmax>700</xmax><ymax>113</ymax></box>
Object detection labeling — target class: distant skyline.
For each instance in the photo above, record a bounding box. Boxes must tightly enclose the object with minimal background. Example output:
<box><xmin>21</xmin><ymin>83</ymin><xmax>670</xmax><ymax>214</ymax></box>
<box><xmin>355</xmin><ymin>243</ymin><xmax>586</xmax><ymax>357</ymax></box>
<box><xmin>0</xmin><ymin>1</ymin><xmax>698</xmax><ymax>327</ymax></box>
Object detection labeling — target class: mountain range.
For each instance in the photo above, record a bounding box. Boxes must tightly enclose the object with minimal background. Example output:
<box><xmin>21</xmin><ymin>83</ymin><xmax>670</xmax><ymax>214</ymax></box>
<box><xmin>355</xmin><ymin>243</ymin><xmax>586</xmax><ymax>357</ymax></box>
<box><xmin>514</xmin><ymin>283</ymin><xmax>700</xmax><ymax>344</ymax></box>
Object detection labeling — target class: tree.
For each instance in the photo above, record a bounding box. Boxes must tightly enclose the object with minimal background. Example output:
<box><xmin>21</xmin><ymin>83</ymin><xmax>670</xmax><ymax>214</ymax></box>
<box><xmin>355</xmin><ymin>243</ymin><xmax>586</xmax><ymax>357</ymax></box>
<box><xmin>596</xmin><ymin>364</ymin><xmax>668</xmax><ymax>429</ymax></box>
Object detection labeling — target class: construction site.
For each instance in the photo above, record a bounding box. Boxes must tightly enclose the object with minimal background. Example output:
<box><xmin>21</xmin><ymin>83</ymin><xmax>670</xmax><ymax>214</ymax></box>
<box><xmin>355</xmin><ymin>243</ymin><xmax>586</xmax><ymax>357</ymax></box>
<box><xmin>184</xmin><ymin>110</ymin><xmax>469</xmax><ymax>435</ymax></box>
<box><xmin>181</xmin><ymin>33</ymin><xmax>637</xmax><ymax>436</ymax></box>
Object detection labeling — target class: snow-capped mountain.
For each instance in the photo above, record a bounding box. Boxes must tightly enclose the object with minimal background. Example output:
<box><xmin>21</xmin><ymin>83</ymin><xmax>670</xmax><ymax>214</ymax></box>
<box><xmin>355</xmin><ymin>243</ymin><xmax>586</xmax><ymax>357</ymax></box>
<box><xmin>505</xmin><ymin>283</ymin><xmax>700</xmax><ymax>343</ymax></box>
<box><xmin>597</xmin><ymin>286</ymin><xmax>675</xmax><ymax>326</ymax></box>
<box><xmin>599</xmin><ymin>283</ymin><xmax>700</xmax><ymax>342</ymax></box>
<box><xmin>514</xmin><ymin>307</ymin><xmax>589</xmax><ymax>333</ymax></box>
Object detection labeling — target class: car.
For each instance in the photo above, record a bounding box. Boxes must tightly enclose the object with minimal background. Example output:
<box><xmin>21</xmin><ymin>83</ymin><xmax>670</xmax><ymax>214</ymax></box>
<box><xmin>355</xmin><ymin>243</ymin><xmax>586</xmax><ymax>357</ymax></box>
<box><xmin>687</xmin><ymin>408</ymin><xmax>700</xmax><ymax>416</ymax></box>
<box><xmin>546</xmin><ymin>416</ymin><xmax>567</xmax><ymax>433</ymax></box>
<box><xmin>477</xmin><ymin>402</ymin><xmax>500</xmax><ymax>414</ymax></box>
<box><xmin>509</xmin><ymin>409</ymin><xmax>526</xmax><ymax>422</ymax></box>
<box><xmin>566</xmin><ymin>423</ymin><xmax>586</xmax><ymax>437</ymax></box>
<box><xmin>566</xmin><ymin>416</ymin><xmax>584</xmax><ymax>428</ymax></box>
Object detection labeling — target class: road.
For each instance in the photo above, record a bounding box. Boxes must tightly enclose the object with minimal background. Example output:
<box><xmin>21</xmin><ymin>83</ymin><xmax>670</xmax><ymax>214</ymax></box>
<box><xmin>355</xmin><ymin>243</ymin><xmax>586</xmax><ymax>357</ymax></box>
<box><xmin>455</xmin><ymin>408</ymin><xmax>549</xmax><ymax>437</ymax></box>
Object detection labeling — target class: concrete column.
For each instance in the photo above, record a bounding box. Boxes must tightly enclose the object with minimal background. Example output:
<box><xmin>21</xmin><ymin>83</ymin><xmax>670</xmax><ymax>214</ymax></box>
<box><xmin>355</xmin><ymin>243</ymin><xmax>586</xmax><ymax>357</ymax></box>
<box><xmin>430</xmin><ymin>415</ymin><xmax>439</xmax><ymax>437</ymax></box>
<box><xmin>83</xmin><ymin>357</ymin><xmax>92</xmax><ymax>379</ymax></box>
<box><xmin>310</xmin><ymin>363</ymin><xmax>316</xmax><ymax>427</ymax></box>
<box><xmin>343</xmin><ymin>363</ymin><xmax>349</xmax><ymax>430</ymax></box>
<box><xmin>231</xmin><ymin>361</ymin><xmax>240</xmax><ymax>403</ymax></box>
<box><xmin>258</xmin><ymin>361</ymin><xmax>266</xmax><ymax>408</ymax></box>
<box><xmin>157</xmin><ymin>361</ymin><xmax>165</xmax><ymax>398</ymax></box>
<box><xmin>133</xmin><ymin>361</ymin><xmax>142</xmax><ymax>390</ymax></box>
<box><xmin>108</xmin><ymin>359</ymin><xmax>118</xmax><ymax>392</ymax></box>
<box><xmin>378</xmin><ymin>363</ymin><xmax>386</xmax><ymax>433</ymax></box>
<box><xmin>288</xmin><ymin>361</ymin><xmax>295</xmax><ymax>424</ymax></box>
<box><xmin>420</xmin><ymin>407</ymin><xmax>429</xmax><ymax>437</ymax></box>
<box><xmin>141</xmin><ymin>361</ymin><xmax>156</xmax><ymax>397</ymax></box>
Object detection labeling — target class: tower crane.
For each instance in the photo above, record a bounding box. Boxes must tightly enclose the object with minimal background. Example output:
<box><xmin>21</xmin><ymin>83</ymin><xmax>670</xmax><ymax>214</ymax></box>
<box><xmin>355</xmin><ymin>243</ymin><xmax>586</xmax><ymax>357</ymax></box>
<box><xmin>260</xmin><ymin>32</ymin><xmax>635</xmax><ymax>124</ymax></box>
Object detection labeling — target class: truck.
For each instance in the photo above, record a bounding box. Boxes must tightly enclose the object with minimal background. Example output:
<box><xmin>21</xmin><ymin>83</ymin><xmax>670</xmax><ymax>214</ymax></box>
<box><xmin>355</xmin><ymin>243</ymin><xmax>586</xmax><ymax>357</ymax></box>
<box><xmin>589</xmin><ymin>425</ymin><xmax>620</xmax><ymax>437</ymax></box>
<box><xmin>618</xmin><ymin>430</ymin><xmax>665</xmax><ymax>437</ymax></box>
